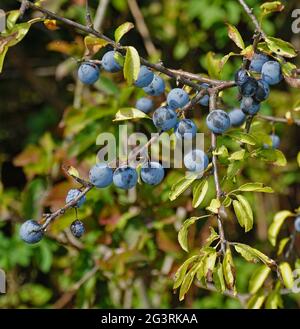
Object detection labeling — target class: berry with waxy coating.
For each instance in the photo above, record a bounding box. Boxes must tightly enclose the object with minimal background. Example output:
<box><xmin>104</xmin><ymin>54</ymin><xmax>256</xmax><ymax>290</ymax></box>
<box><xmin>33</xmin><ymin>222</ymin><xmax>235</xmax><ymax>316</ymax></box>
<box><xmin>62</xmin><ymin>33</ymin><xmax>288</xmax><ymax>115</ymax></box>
<box><xmin>152</xmin><ymin>106</ymin><xmax>177</xmax><ymax>131</ymax></box>
<box><xmin>184</xmin><ymin>149</ymin><xmax>209</xmax><ymax>172</ymax></box>
<box><xmin>206</xmin><ymin>110</ymin><xmax>231</xmax><ymax>134</ymax></box>
<box><xmin>78</xmin><ymin>62</ymin><xmax>100</xmax><ymax>85</ymax></box>
<box><xmin>255</xmin><ymin>79</ymin><xmax>270</xmax><ymax>102</ymax></box>
<box><xmin>101</xmin><ymin>51</ymin><xmax>122</xmax><ymax>72</ymax></box>
<box><xmin>228</xmin><ymin>109</ymin><xmax>246</xmax><ymax>127</ymax></box>
<box><xmin>135</xmin><ymin>97</ymin><xmax>153</xmax><ymax>113</ymax></box>
<box><xmin>264</xmin><ymin>134</ymin><xmax>280</xmax><ymax>149</ymax></box>
<box><xmin>241</xmin><ymin>97</ymin><xmax>260</xmax><ymax>115</ymax></box>
<box><xmin>249</xmin><ymin>53</ymin><xmax>269</xmax><ymax>73</ymax></box>
<box><xmin>19</xmin><ymin>220</ymin><xmax>44</xmax><ymax>244</ymax></box>
<box><xmin>261</xmin><ymin>61</ymin><xmax>282</xmax><ymax>85</ymax></box>
<box><xmin>198</xmin><ymin>83</ymin><xmax>210</xmax><ymax>107</ymax></box>
<box><xmin>235</xmin><ymin>69</ymin><xmax>250</xmax><ymax>86</ymax></box>
<box><xmin>134</xmin><ymin>66</ymin><xmax>154</xmax><ymax>88</ymax></box>
<box><xmin>66</xmin><ymin>189</ymin><xmax>86</xmax><ymax>208</ymax></box>
<box><xmin>240</xmin><ymin>77</ymin><xmax>258</xmax><ymax>97</ymax></box>
<box><xmin>295</xmin><ymin>216</ymin><xmax>300</xmax><ymax>232</ymax></box>
<box><xmin>167</xmin><ymin>88</ymin><xmax>190</xmax><ymax>109</ymax></box>
<box><xmin>141</xmin><ymin>162</ymin><xmax>164</xmax><ymax>185</ymax></box>
<box><xmin>143</xmin><ymin>75</ymin><xmax>165</xmax><ymax>96</ymax></box>
<box><xmin>174</xmin><ymin>119</ymin><xmax>197</xmax><ymax>139</ymax></box>
<box><xmin>113</xmin><ymin>166</ymin><xmax>138</xmax><ymax>189</ymax></box>
<box><xmin>89</xmin><ymin>163</ymin><xmax>113</xmax><ymax>188</ymax></box>
<box><xmin>70</xmin><ymin>220</ymin><xmax>85</xmax><ymax>238</ymax></box>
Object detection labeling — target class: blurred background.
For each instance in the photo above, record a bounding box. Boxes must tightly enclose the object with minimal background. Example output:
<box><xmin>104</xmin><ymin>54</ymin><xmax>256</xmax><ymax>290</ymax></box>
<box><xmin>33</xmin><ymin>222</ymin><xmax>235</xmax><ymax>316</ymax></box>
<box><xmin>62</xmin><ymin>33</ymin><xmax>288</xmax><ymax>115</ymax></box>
<box><xmin>0</xmin><ymin>0</ymin><xmax>300</xmax><ymax>308</ymax></box>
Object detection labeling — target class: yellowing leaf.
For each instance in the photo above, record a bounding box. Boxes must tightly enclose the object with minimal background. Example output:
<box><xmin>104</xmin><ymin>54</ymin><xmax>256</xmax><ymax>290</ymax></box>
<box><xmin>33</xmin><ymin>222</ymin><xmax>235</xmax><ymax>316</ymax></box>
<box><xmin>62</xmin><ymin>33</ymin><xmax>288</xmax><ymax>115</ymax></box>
<box><xmin>114</xmin><ymin>22</ymin><xmax>134</xmax><ymax>43</ymax></box>
<box><xmin>173</xmin><ymin>255</ymin><xmax>199</xmax><ymax>289</ymax></box>
<box><xmin>223</xmin><ymin>248</ymin><xmax>236</xmax><ymax>291</ymax></box>
<box><xmin>233</xmin><ymin>243</ymin><xmax>276</xmax><ymax>267</ymax></box>
<box><xmin>279</xmin><ymin>262</ymin><xmax>294</xmax><ymax>289</ymax></box>
<box><xmin>249</xmin><ymin>265</ymin><xmax>271</xmax><ymax>294</ymax></box>
<box><xmin>84</xmin><ymin>36</ymin><xmax>109</xmax><ymax>56</ymax></box>
<box><xmin>226</xmin><ymin>24</ymin><xmax>245</xmax><ymax>49</ymax></box>
<box><xmin>206</xmin><ymin>51</ymin><xmax>221</xmax><ymax>79</ymax></box>
<box><xmin>247</xmin><ymin>291</ymin><xmax>266</xmax><ymax>309</ymax></box>
<box><xmin>44</xmin><ymin>19</ymin><xmax>59</xmax><ymax>31</ymax></box>
<box><xmin>237</xmin><ymin>182</ymin><xmax>274</xmax><ymax>193</ymax></box>
<box><xmin>113</xmin><ymin>107</ymin><xmax>150</xmax><ymax>121</ymax></box>
<box><xmin>66</xmin><ymin>166</ymin><xmax>80</xmax><ymax>179</ymax></box>
<box><xmin>192</xmin><ymin>179</ymin><xmax>208</xmax><ymax>208</ymax></box>
<box><xmin>206</xmin><ymin>198</ymin><xmax>221</xmax><ymax>214</ymax></box>
<box><xmin>268</xmin><ymin>210</ymin><xmax>294</xmax><ymax>246</ymax></box>
<box><xmin>123</xmin><ymin>46</ymin><xmax>140</xmax><ymax>85</ymax></box>
<box><xmin>169</xmin><ymin>173</ymin><xmax>198</xmax><ymax>201</ymax></box>
<box><xmin>260</xmin><ymin>1</ymin><xmax>284</xmax><ymax>15</ymax></box>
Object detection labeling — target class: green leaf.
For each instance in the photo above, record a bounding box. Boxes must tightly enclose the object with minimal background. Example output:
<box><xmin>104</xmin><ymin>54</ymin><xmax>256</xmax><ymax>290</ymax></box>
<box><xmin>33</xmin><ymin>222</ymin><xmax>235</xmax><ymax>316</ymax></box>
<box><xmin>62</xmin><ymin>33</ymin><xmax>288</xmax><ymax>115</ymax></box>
<box><xmin>260</xmin><ymin>2</ymin><xmax>285</xmax><ymax>15</ymax></box>
<box><xmin>206</xmin><ymin>51</ymin><xmax>221</xmax><ymax>79</ymax></box>
<box><xmin>169</xmin><ymin>173</ymin><xmax>198</xmax><ymax>201</ymax></box>
<box><xmin>206</xmin><ymin>198</ymin><xmax>221</xmax><ymax>214</ymax></box>
<box><xmin>179</xmin><ymin>262</ymin><xmax>200</xmax><ymax>301</ymax></box>
<box><xmin>268</xmin><ymin>210</ymin><xmax>294</xmax><ymax>247</ymax></box>
<box><xmin>114</xmin><ymin>22</ymin><xmax>134</xmax><ymax>43</ymax></box>
<box><xmin>232</xmin><ymin>195</ymin><xmax>253</xmax><ymax>232</ymax></box>
<box><xmin>228</xmin><ymin>149</ymin><xmax>245</xmax><ymax>161</ymax></box>
<box><xmin>223</xmin><ymin>248</ymin><xmax>236</xmax><ymax>290</ymax></box>
<box><xmin>226</xmin><ymin>161</ymin><xmax>243</xmax><ymax>180</ymax></box>
<box><xmin>113</xmin><ymin>107</ymin><xmax>150</xmax><ymax>121</ymax></box>
<box><xmin>226</xmin><ymin>24</ymin><xmax>245</xmax><ymax>49</ymax></box>
<box><xmin>265</xmin><ymin>37</ymin><xmax>297</xmax><ymax>58</ymax></box>
<box><xmin>173</xmin><ymin>255</ymin><xmax>199</xmax><ymax>289</ymax></box>
<box><xmin>297</xmin><ymin>152</ymin><xmax>300</xmax><ymax>167</ymax></box>
<box><xmin>226</xmin><ymin>130</ymin><xmax>256</xmax><ymax>145</ymax></box>
<box><xmin>265</xmin><ymin>291</ymin><xmax>283</xmax><ymax>309</ymax></box>
<box><xmin>249</xmin><ymin>265</ymin><xmax>271</xmax><ymax>294</ymax></box>
<box><xmin>178</xmin><ymin>216</ymin><xmax>209</xmax><ymax>252</ymax></box>
<box><xmin>279</xmin><ymin>262</ymin><xmax>294</xmax><ymax>289</ymax></box>
<box><xmin>192</xmin><ymin>179</ymin><xmax>208</xmax><ymax>208</ymax></box>
<box><xmin>84</xmin><ymin>36</ymin><xmax>109</xmax><ymax>56</ymax></box>
<box><xmin>277</xmin><ymin>237</ymin><xmax>290</xmax><ymax>256</ymax></box>
<box><xmin>252</xmin><ymin>149</ymin><xmax>287</xmax><ymax>166</ymax></box>
<box><xmin>233</xmin><ymin>243</ymin><xmax>276</xmax><ymax>267</ymax></box>
<box><xmin>237</xmin><ymin>182</ymin><xmax>274</xmax><ymax>193</ymax></box>
<box><xmin>247</xmin><ymin>291</ymin><xmax>266</xmax><ymax>309</ymax></box>
<box><xmin>213</xmin><ymin>262</ymin><xmax>226</xmax><ymax>293</ymax></box>
<box><xmin>223</xmin><ymin>195</ymin><xmax>232</xmax><ymax>207</ymax></box>
<box><xmin>220</xmin><ymin>52</ymin><xmax>238</xmax><ymax>72</ymax></box>
<box><xmin>203</xmin><ymin>248</ymin><xmax>217</xmax><ymax>281</ymax></box>
<box><xmin>123</xmin><ymin>46</ymin><xmax>140</xmax><ymax>85</ymax></box>
<box><xmin>114</xmin><ymin>52</ymin><xmax>125</xmax><ymax>66</ymax></box>
<box><xmin>6</xmin><ymin>10</ymin><xmax>21</xmax><ymax>31</ymax></box>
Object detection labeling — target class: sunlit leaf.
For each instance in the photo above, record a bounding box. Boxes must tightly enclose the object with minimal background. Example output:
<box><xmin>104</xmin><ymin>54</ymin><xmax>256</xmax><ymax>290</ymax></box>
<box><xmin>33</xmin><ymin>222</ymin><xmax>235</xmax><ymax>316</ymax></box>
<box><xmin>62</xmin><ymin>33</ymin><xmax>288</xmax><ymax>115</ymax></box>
<box><xmin>113</xmin><ymin>107</ymin><xmax>150</xmax><ymax>121</ymax></box>
<box><xmin>268</xmin><ymin>210</ymin><xmax>294</xmax><ymax>246</ymax></box>
<box><xmin>279</xmin><ymin>262</ymin><xmax>294</xmax><ymax>289</ymax></box>
<box><xmin>124</xmin><ymin>46</ymin><xmax>140</xmax><ymax>85</ymax></box>
<box><xmin>226</xmin><ymin>24</ymin><xmax>245</xmax><ymax>49</ymax></box>
<box><xmin>249</xmin><ymin>265</ymin><xmax>271</xmax><ymax>294</ymax></box>
<box><xmin>115</xmin><ymin>22</ymin><xmax>134</xmax><ymax>43</ymax></box>
<box><xmin>192</xmin><ymin>179</ymin><xmax>208</xmax><ymax>208</ymax></box>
